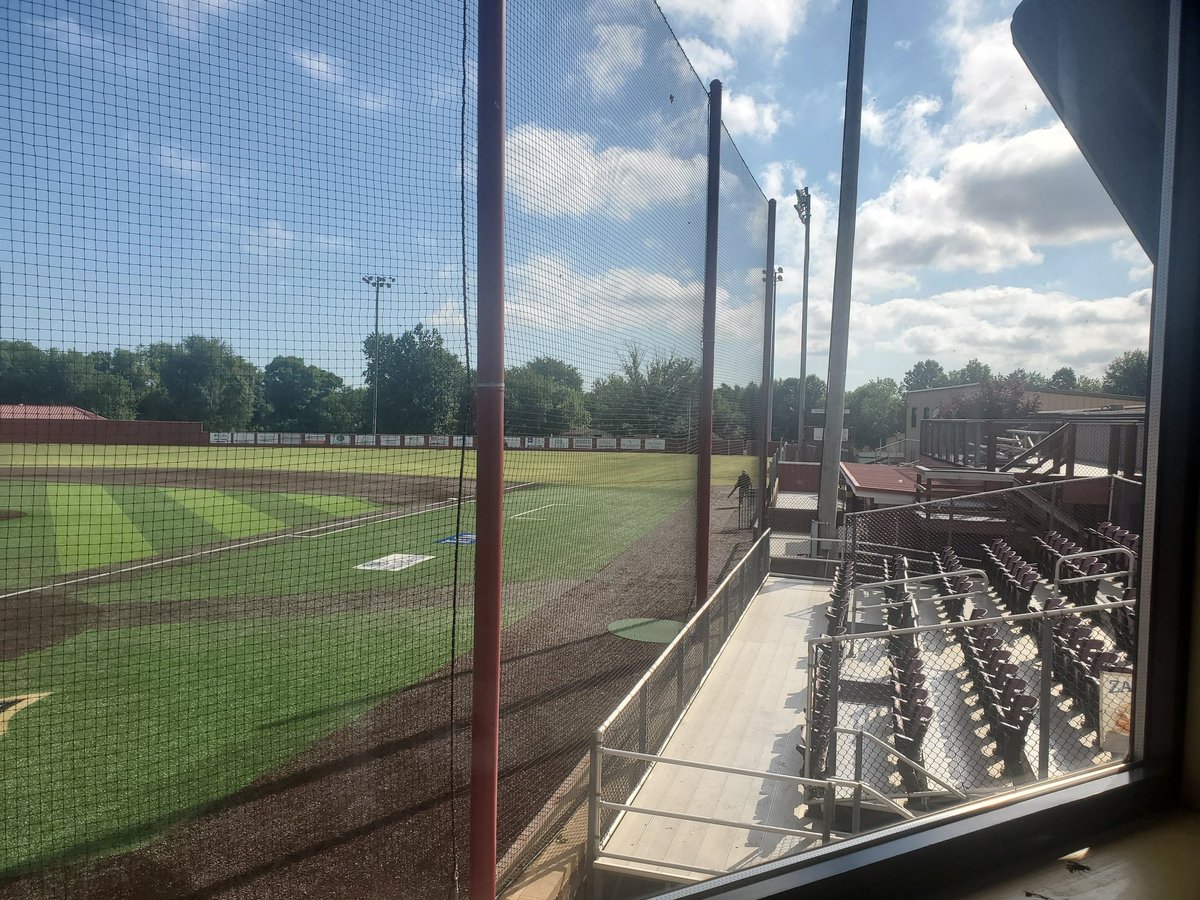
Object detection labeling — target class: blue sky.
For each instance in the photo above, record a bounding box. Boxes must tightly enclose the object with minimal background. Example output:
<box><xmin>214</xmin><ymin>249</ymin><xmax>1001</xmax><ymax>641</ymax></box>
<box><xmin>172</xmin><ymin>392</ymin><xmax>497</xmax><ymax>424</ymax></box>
<box><xmin>1</xmin><ymin>0</ymin><xmax>1151</xmax><ymax>391</ymax></box>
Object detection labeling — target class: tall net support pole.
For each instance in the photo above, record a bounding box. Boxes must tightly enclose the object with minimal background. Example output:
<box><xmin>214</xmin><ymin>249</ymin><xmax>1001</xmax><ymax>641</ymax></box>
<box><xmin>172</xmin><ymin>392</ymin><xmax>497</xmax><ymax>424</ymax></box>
<box><xmin>759</xmin><ymin>199</ymin><xmax>778</xmax><ymax>533</ymax></box>
<box><xmin>817</xmin><ymin>0</ymin><xmax>869</xmax><ymax>548</ymax></box>
<box><xmin>696</xmin><ymin>79</ymin><xmax>723</xmax><ymax>604</ymax></box>
<box><xmin>795</xmin><ymin>187</ymin><xmax>812</xmax><ymax>455</ymax></box>
<box><xmin>471</xmin><ymin>0</ymin><xmax>506</xmax><ymax>895</ymax></box>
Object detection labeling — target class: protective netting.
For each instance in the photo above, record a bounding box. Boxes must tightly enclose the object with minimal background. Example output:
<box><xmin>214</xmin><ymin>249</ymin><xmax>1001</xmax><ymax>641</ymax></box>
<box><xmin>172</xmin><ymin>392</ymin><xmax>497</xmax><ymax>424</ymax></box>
<box><xmin>799</xmin><ymin>478</ymin><xmax>1143</xmax><ymax>833</ymax></box>
<box><xmin>1</xmin><ymin>0</ymin><xmax>772</xmax><ymax>896</ymax></box>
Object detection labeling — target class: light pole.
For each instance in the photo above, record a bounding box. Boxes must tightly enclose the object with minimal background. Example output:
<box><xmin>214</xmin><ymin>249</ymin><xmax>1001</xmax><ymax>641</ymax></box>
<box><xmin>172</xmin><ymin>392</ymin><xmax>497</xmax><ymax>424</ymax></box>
<box><xmin>362</xmin><ymin>274</ymin><xmax>395</xmax><ymax>435</ymax></box>
<box><xmin>794</xmin><ymin>187</ymin><xmax>811</xmax><ymax>459</ymax></box>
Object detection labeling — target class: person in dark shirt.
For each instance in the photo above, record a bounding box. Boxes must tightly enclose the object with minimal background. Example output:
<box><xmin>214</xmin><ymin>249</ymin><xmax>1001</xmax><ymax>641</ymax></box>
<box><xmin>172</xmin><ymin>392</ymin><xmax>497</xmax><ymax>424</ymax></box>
<box><xmin>729</xmin><ymin>470</ymin><xmax>753</xmax><ymax>502</ymax></box>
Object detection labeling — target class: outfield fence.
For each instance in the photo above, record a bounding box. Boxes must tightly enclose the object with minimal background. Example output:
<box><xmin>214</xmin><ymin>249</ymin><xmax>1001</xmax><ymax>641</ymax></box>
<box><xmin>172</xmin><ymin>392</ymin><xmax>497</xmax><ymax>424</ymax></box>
<box><xmin>1</xmin><ymin>0</ymin><xmax>774</xmax><ymax>896</ymax></box>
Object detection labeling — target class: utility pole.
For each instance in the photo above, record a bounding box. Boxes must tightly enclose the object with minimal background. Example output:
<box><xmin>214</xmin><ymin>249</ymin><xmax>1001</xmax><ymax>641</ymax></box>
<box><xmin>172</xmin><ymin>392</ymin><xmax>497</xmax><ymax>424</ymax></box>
<box><xmin>361</xmin><ymin>274</ymin><xmax>395</xmax><ymax>435</ymax></box>
<box><xmin>794</xmin><ymin>186</ymin><xmax>811</xmax><ymax>459</ymax></box>
<box><xmin>817</xmin><ymin>0</ymin><xmax>868</xmax><ymax>550</ymax></box>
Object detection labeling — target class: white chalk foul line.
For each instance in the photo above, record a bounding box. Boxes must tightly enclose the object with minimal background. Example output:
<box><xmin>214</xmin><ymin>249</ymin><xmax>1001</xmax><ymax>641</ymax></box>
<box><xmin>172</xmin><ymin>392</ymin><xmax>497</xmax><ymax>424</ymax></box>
<box><xmin>509</xmin><ymin>503</ymin><xmax>558</xmax><ymax>520</ymax></box>
<box><xmin>1</xmin><ymin>481</ymin><xmax>540</xmax><ymax>602</ymax></box>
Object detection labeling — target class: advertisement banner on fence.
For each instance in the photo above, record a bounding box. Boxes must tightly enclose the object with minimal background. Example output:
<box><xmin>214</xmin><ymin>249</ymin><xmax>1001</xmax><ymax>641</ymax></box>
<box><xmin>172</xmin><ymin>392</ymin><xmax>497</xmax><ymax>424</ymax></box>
<box><xmin>233</xmin><ymin>432</ymin><xmax>255</xmax><ymax>444</ymax></box>
<box><xmin>354</xmin><ymin>434</ymin><xmax>377</xmax><ymax>446</ymax></box>
<box><xmin>644</xmin><ymin>438</ymin><xmax>666</xmax><ymax>450</ymax></box>
<box><xmin>1099</xmin><ymin>668</ymin><xmax>1133</xmax><ymax>754</ymax></box>
<box><xmin>404</xmin><ymin>435</ymin><xmax>425</xmax><ymax>447</ymax></box>
<box><xmin>330</xmin><ymin>433</ymin><xmax>351</xmax><ymax>446</ymax></box>
<box><xmin>620</xmin><ymin>438</ymin><xmax>641</xmax><ymax>450</ymax></box>
<box><xmin>280</xmin><ymin>433</ymin><xmax>302</xmax><ymax>445</ymax></box>
<box><xmin>428</xmin><ymin>435</ymin><xmax>450</xmax><ymax>447</ymax></box>
<box><xmin>572</xmin><ymin>438</ymin><xmax>594</xmax><ymax>449</ymax></box>
<box><xmin>524</xmin><ymin>436</ymin><xmax>546</xmax><ymax>449</ymax></box>
<box><xmin>380</xmin><ymin>434</ymin><xmax>403</xmax><ymax>447</ymax></box>
<box><xmin>303</xmin><ymin>433</ymin><xmax>327</xmax><ymax>444</ymax></box>
<box><xmin>505</xmin><ymin>436</ymin><xmax>522</xmax><ymax>449</ymax></box>
<box><xmin>549</xmin><ymin>437</ymin><xmax>569</xmax><ymax>449</ymax></box>
<box><xmin>596</xmin><ymin>437</ymin><xmax>617</xmax><ymax>449</ymax></box>
<box><xmin>256</xmin><ymin>432</ymin><xmax>279</xmax><ymax>444</ymax></box>
<box><xmin>451</xmin><ymin>435</ymin><xmax>475</xmax><ymax>448</ymax></box>
<box><xmin>209</xmin><ymin>432</ymin><xmax>232</xmax><ymax>444</ymax></box>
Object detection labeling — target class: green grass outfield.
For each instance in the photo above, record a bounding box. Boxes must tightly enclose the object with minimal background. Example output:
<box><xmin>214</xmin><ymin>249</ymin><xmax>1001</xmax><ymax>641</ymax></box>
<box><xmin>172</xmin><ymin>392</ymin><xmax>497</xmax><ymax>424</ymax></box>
<box><xmin>0</xmin><ymin>443</ymin><xmax>749</xmax><ymax>485</ymax></box>
<box><xmin>0</xmin><ymin>479</ymin><xmax>378</xmax><ymax>591</ymax></box>
<box><xmin>0</xmin><ymin>452</ymin><xmax>711</xmax><ymax>874</ymax></box>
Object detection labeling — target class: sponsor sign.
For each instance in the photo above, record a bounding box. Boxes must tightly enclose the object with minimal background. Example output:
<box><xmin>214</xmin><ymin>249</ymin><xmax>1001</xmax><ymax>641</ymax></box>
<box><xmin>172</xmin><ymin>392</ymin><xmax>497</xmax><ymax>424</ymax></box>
<box><xmin>572</xmin><ymin>437</ymin><xmax>594</xmax><ymax>449</ymax></box>
<box><xmin>813</xmin><ymin>428</ymin><xmax>850</xmax><ymax>442</ymax></box>
<box><xmin>505</xmin><ymin>436</ymin><xmax>522</xmax><ymax>449</ymax></box>
<box><xmin>436</xmin><ymin>532</ymin><xmax>477</xmax><ymax>545</ymax></box>
<box><xmin>549</xmin><ymin>437</ymin><xmax>569</xmax><ymax>449</ymax></box>
<box><xmin>256</xmin><ymin>432</ymin><xmax>279</xmax><ymax>445</ymax></box>
<box><xmin>525</xmin><ymin>436</ymin><xmax>546</xmax><ymax>449</ymax></box>
<box><xmin>380</xmin><ymin>434</ymin><xmax>404</xmax><ymax>447</ymax></box>
<box><xmin>303</xmin><ymin>433</ymin><xmax>327</xmax><ymax>444</ymax></box>
<box><xmin>644</xmin><ymin>438</ymin><xmax>666</xmax><ymax>451</ymax></box>
<box><xmin>620</xmin><ymin>438</ymin><xmax>642</xmax><ymax>450</ymax></box>
<box><xmin>404</xmin><ymin>434</ymin><xmax>425</xmax><ymax>447</ymax></box>
<box><xmin>451</xmin><ymin>435</ymin><xmax>475</xmax><ymax>448</ymax></box>
<box><xmin>280</xmin><ymin>432</ymin><xmax>302</xmax><ymax>445</ymax></box>
<box><xmin>330</xmin><ymin>433</ymin><xmax>351</xmax><ymax>446</ymax></box>
<box><xmin>355</xmin><ymin>553</ymin><xmax>433</xmax><ymax>572</ymax></box>
<box><xmin>596</xmin><ymin>437</ymin><xmax>617</xmax><ymax>449</ymax></box>
<box><xmin>1099</xmin><ymin>668</ymin><xmax>1133</xmax><ymax>753</ymax></box>
<box><xmin>209</xmin><ymin>432</ymin><xmax>232</xmax><ymax>444</ymax></box>
<box><xmin>428</xmin><ymin>435</ymin><xmax>450</xmax><ymax>447</ymax></box>
<box><xmin>233</xmin><ymin>432</ymin><xmax>256</xmax><ymax>444</ymax></box>
<box><xmin>353</xmin><ymin>434</ymin><xmax>377</xmax><ymax>446</ymax></box>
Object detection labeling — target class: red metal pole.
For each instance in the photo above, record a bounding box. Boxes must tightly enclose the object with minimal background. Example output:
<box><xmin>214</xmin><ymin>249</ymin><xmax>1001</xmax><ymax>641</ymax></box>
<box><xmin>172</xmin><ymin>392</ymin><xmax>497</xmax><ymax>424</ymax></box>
<box><xmin>696</xmin><ymin>80</ymin><xmax>722</xmax><ymax>605</ymax></box>
<box><xmin>471</xmin><ymin>0</ymin><xmax>505</xmax><ymax>895</ymax></box>
<box><xmin>759</xmin><ymin>199</ymin><xmax>778</xmax><ymax>533</ymax></box>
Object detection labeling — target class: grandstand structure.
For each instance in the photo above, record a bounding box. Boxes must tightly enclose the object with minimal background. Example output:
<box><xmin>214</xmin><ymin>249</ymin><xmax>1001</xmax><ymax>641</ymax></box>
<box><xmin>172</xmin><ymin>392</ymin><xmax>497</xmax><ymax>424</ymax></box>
<box><xmin>588</xmin><ymin>472</ymin><xmax>1142</xmax><ymax>894</ymax></box>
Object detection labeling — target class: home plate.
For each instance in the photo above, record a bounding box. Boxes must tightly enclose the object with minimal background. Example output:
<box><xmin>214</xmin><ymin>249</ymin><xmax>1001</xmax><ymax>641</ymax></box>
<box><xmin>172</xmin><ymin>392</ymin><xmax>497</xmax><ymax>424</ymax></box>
<box><xmin>356</xmin><ymin>553</ymin><xmax>434</xmax><ymax>572</ymax></box>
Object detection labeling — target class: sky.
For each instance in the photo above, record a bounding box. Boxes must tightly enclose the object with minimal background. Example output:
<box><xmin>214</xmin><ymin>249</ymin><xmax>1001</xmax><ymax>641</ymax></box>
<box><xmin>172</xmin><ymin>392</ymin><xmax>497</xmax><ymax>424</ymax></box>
<box><xmin>0</xmin><ymin>0</ymin><xmax>1153</xmax><ymax>392</ymax></box>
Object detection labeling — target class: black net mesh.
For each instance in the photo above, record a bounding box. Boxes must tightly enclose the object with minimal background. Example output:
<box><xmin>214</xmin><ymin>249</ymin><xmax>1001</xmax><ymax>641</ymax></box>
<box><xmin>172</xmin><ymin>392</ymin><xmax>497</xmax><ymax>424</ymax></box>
<box><xmin>1</xmin><ymin>0</ymin><xmax>772</xmax><ymax>895</ymax></box>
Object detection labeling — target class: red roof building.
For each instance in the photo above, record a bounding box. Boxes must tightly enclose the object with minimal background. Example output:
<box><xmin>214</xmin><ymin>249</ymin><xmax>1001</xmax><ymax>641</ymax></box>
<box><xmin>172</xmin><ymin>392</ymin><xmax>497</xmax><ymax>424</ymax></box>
<box><xmin>0</xmin><ymin>404</ymin><xmax>106</xmax><ymax>420</ymax></box>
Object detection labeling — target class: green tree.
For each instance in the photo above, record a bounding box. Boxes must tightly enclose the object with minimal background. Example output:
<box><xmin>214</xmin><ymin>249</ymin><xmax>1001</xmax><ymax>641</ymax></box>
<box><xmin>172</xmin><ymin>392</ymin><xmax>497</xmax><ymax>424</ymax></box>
<box><xmin>588</xmin><ymin>348</ymin><xmax>699</xmax><ymax>437</ymax></box>
<box><xmin>366</xmin><ymin>324</ymin><xmax>464</xmax><ymax>433</ymax></box>
<box><xmin>154</xmin><ymin>336</ymin><xmax>261</xmax><ymax>429</ymax></box>
<box><xmin>846</xmin><ymin>378</ymin><xmax>904</xmax><ymax>449</ymax></box>
<box><xmin>947</xmin><ymin>358</ymin><xmax>992</xmax><ymax>385</ymax></box>
<box><xmin>1006</xmin><ymin>368</ymin><xmax>1048</xmax><ymax>388</ymax></box>
<box><xmin>1076</xmin><ymin>374</ymin><xmax>1104</xmax><ymax>392</ymax></box>
<box><xmin>505</xmin><ymin>359</ymin><xmax>590</xmax><ymax>435</ymax></box>
<box><xmin>262</xmin><ymin>356</ymin><xmax>347</xmax><ymax>432</ymax></box>
<box><xmin>1047</xmin><ymin>366</ymin><xmax>1078</xmax><ymax>390</ymax></box>
<box><xmin>1102</xmin><ymin>349</ymin><xmax>1149</xmax><ymax>397</ymax></box>
<box><xmin>771</xmin><ymin>374</ymin><xmax>827</xmax><ymax>441</ymax></box>
<box><xmin>902</xmin><ymin>359</ymin><xmax>948</xmax><ymax>393</ymax></box>
<box><xmin>944</xmin><ymin>375</ymin><xmax>1041</xmax><ymax>418</ymax></box>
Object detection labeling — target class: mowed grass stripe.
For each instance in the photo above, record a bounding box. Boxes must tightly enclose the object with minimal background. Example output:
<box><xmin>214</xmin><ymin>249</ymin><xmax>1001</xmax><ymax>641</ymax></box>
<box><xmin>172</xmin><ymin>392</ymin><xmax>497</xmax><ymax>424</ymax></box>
<box><xmin>285</xmin><ymin>492</ymin><xmax>377</xmax><ymax>520</ymax></box>
<box><xmin>47</xmin><ymin>483</ymin><xmax>153</xmax><ymax>573</ymax></box>
<box><xmin>105</xmin><ymin>485</ymin><xmax>226</xmax><ymax>557</ymax></box>
<box><xmin>0</xmin><ymin>480</ymin><xmax>57</xmax><ymax>587</ymax></box>
<box><xmin>163</xmin><ymin>488</ymin><xmax>286</xmax><ymax>539</ymax></box>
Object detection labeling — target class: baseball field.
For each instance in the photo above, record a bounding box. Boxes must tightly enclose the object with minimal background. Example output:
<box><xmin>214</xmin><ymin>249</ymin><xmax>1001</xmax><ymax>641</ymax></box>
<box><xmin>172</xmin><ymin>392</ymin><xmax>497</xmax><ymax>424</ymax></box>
<box><xmin>0</xmin><ymin>444</ymin><xmax>750</xmax><ymax>890</ymax></box>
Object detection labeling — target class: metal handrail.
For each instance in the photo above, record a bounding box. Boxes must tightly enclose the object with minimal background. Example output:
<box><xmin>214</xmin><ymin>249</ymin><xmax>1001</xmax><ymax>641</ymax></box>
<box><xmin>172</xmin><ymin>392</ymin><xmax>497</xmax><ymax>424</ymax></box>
<box><xmin>1052</xmin><ymin>546</ymin><xmax>1136</xmax><ymax>595</ymax></box>
<box><xmin>835</xmin><ymin>728</ymin><xmax>967</xmax><ymax>800</ymax></box>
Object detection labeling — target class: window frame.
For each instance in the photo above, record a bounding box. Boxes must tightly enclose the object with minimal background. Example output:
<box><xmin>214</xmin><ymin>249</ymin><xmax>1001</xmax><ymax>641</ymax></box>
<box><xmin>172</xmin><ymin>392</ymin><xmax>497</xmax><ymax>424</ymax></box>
<box><xmin>658</xmin><ymin>1</ymin><xmax>1197</xmax><ymax>896</ymax></box>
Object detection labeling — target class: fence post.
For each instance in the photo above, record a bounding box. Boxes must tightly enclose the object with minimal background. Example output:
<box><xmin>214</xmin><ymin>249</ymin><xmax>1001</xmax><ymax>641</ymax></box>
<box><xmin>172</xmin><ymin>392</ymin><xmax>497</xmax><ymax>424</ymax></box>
<box><xmin>987</xmin><ymin>420</ymin><xmax>998</xmax><ymax>470</ymax></box>
<box><xmin>588</xmin><ymin>736</ymin><xmax>602</xmax><ymax>868</ymax></box>
<box><xmin>695</xmin><ymin>79</ymin><xmax>723</xmax><ymax>607</ymax></box>
<box><xmin>638</xmin><ymin>685</ymin><xmax>648</xmax><ymax>755</ymax></box>
<box><xmin>1039</xmin><ymin>613</ymin><xmax>1053</xmax><ymax>781</ymax></box>
<box><xmin>1065</xmin><ymin>422</ymin><xmax>1077</xmax><ymax>478</ymax></box>
<box><xmin>822</xmin><ymin>785</ymin><xmax>836</xmax><ymax>844</ymax></box>
<box><xmin>676</xmin><ymin>639</ymin><xmax>686</xmax><ymax>716</ymax></box>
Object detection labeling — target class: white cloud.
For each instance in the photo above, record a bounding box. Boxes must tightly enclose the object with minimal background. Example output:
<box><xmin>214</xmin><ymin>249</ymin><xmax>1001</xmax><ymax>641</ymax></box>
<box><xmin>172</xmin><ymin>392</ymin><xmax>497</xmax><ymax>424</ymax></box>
<box><xmin>157</xmin><ymin>0</ymin><xmax>244</xmax><ymax>37</ymax></box>
<box><xmin>722</xmin><ymin>91</ymin><xmax>783</xmax><ymax>141</ymax></box>
<box><xmin>507</xmin><ymin>124</ymin><xmax>706</xmax><ymax>219</ymax></box>
<box><xmin>847</xmin><ymin>286</ymin><xmax>1151</xmax><ymax>375</ymax></box>
<box><xmin>856</xmin><ymin>124</ymin><xmax>1128</xmax><ymax>274</ymax></box>
<box><xmin>351</xmin><ymin>88</ymin><xmax>393</xmax><ymax>111</ymax></box>
<box><xmin>242</xmin><ymin>220</ymin><xmax>294</xmax><ymax>256</ymax></box>
<box><xmin>291</xmin><ymin>49</ymin><xmax>343</xmax><ymax>84</ymax></box>
<box><xmin>35</xmin><ymin>16</ymin><xmax>156</xmax><ymax>73</ymax></box>
<box><xmin>1111</xmin><ymin>238</ymin><xmax>1154</xmax><ymax>285</ymax></box>
<box><xmin>582</xmin><ymin>25</ymin><xmax>645</xmax><ymax>97</ymax></box>
<box><xmin>158</xmin><ymin>145</ymin><xmax>208</xmax><ymax>176</ymax></box>
<box><xmin>942</xmin><ymin>13</ymin><xmax>1049</xmax><ymax>131</ymax></box>
<box><xmin>657</xmin><ymin>0</ymin><xmax>810</xmax><ymax>49</ymax></box>
<box><xmin>678</xmin><ymin>36</ymin><xmax>736</xmax><ymax>83</ymax></box>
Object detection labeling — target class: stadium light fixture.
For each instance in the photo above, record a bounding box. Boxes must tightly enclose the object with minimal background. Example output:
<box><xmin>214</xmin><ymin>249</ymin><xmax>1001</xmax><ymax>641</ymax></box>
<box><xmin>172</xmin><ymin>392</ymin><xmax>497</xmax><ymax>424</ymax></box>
<box><xmin>362</xmin><ymin>274</ymin><xmax>396</xmax><ymax>435</ymax></box>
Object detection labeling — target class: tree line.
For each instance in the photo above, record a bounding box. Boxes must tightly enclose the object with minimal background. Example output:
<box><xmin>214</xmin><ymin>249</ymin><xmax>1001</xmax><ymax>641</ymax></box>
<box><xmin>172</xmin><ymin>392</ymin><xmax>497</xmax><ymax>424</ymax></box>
<box><xmin>1</xmin><ymin>335</ymin><xmax>1149</xmax><ymax>447</ymax></box>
